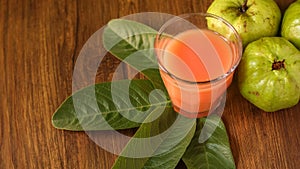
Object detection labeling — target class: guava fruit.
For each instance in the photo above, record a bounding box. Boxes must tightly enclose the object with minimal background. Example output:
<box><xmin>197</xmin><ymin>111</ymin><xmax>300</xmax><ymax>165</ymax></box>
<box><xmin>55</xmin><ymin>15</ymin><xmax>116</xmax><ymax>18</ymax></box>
<box><xmin>238</xmin><ymin>37</ymin><xmax>300</xmax><ymax>112</ymax></box>
<box><xmin>281</xmin><ymin>0</ymin><xmax>300</xmax><ymax>49</ymax></box>
<box><xmin>207</xmin><ymin>0</ymin><xmax>281</xmax><ymax>47</ymax></box>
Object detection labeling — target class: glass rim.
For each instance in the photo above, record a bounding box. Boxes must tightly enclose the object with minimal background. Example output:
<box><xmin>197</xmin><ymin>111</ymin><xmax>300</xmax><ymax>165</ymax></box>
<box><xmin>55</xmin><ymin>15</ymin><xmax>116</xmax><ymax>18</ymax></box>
<box><xmin>155</xmin><ymin>12</ymin><xmax>243</xmax><ymax>85</ymax></box>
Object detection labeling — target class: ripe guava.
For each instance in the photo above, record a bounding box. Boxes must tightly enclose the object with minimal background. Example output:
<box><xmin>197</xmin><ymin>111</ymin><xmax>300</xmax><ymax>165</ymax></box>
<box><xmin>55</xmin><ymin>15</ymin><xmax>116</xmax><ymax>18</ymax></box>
<box><xmin>207</xmin><ymin>0</ymin><xmax>281</xmax><ymax>47</ymax></box>
<box><xmin>281</xmin><ymin>0</ymin><xmax>300</xmax><ymax>49</ymax></box>
<box><xmin>238</xmin><ymin>37</ymin><xmax>300</xmax><ymax>112</ymax></box>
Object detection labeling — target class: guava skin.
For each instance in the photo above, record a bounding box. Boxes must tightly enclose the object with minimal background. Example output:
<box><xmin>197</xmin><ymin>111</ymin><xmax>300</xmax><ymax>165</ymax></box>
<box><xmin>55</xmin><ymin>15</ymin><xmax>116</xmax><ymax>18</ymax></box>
<box><xmin>238</xmin><ymin>37</ymin><xmax>300</xmax><ymax>112</ymax></box>
<box><xmin>281</xmin><ymin>0</ymin><xmax>300</xmax><ymax>49</ymax></box>
<box><xmin>207</xmin><ymin>0</ymin><xmax>281</xmax><ymax>47</ymax></box>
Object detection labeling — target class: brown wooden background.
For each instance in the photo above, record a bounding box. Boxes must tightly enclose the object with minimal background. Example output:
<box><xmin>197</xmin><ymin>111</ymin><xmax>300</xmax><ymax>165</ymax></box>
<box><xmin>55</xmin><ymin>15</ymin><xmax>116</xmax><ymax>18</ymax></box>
<box><xmin>1</xmin><ymin>0</ymin><xmax>299</xmax><ymax>168</ymax></box>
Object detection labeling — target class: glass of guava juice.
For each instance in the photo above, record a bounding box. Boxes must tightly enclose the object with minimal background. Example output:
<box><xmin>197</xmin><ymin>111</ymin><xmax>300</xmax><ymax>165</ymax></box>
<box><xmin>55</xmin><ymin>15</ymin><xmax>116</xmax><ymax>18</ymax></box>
<box><xmin>155</xmin><ymin>13</ymin><xmax>242</xmax><ymax>118</ymax></box>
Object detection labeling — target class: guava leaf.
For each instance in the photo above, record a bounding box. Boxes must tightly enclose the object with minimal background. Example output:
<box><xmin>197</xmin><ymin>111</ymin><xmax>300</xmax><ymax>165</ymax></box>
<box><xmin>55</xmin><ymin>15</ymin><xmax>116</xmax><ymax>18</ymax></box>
<box><xmin>182</xmin><ymin>115</ymin><xmax>236</xmax><ymax>169</ymax></box>
<box><xmin>52</xmin><ymin>19</ymin><xmax>171</xmax><ymax>131</ymax></box>
<box><xmin>103</xmin><ymin>19</ymin><xmax>165</xmax><ymax>90</ymax></box>
<box><xmin>112</xmin><ymin>108</ymin><xmax>196</xmax><ymax>169</ymax></box>
<box><xmin>52</xmin><ymin>79</ymin><xmax>171</xmax><ymax>131</ymax></box>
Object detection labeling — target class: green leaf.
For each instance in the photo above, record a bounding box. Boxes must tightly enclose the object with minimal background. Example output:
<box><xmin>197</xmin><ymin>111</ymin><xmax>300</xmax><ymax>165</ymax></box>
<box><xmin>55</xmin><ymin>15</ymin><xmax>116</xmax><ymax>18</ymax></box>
<box><xmin>182</xmin><ymin>115</ymin><xmax>236</xmax><ymax>169</ymax></box>
<box><xmin>112</xmin><ymin>108</ymin><xmax>196</xmax><ymax>169</ymax></box>
<box><xmin>103</xmin><ymin>19</ymin><xmax>164</xmax><ymax>89</ymax></box>
<box><xmin>52</xmin><ymin>19</ymin><xmax>171</xmax><ymax>131</ymax></box>
<box><xmin>52</xmin><ymin>79</ymin><xmax>171</xmax><ymax>131</ymax></box>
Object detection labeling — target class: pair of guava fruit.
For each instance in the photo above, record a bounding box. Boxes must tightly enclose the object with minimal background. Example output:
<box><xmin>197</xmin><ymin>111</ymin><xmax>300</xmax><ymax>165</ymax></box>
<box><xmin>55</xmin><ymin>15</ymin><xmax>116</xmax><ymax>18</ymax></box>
<box><xmin>207</xmin><ymin>0</ymin><xmax>300</xmax><ymax>112</ymax></box>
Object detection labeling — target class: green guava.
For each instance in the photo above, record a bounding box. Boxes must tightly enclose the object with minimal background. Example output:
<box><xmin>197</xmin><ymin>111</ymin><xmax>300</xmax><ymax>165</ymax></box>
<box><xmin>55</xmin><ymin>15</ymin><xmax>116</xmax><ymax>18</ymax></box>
<box><xmin>238</xmin><ymin>37</ymin><xmax>300</xmax><ymax>112</ymax></box>
<box><xmin>207</xmin><ymin>0</ymin><xmax>281</xmax><ymax>47</ymax></box>
<box><xmin>281</xmin><ymin>0</ymin><xmax>300</xmax><ymax>49</ymax></box>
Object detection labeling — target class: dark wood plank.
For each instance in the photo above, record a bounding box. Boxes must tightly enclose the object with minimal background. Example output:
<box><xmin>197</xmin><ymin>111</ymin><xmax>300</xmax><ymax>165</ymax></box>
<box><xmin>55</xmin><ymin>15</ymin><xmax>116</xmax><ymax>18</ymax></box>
<box><xmin>0</xmin><ymin>0</ymin><xmax>299</xmax><ymax>169</ymax></box>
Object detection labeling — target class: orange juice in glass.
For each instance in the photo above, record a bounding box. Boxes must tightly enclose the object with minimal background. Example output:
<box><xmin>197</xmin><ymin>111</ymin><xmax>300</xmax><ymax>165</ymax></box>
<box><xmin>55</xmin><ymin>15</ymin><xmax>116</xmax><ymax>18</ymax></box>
<box><xmin>155</xmin><ymin>13</ymin><xmax>242</xmax><ymax>118</ymax></box>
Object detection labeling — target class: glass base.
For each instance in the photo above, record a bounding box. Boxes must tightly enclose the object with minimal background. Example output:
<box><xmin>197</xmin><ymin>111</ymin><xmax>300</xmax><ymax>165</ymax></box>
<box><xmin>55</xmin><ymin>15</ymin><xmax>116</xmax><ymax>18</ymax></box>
<box><xmin>172</xmin><ymin>92</ymin><xmax>226</xmax><ymax>119</ymax></box>
<box><xmin>173</xmin><ymin>105</ymin><xmax>208</xmax><ymax>118</ymax></box>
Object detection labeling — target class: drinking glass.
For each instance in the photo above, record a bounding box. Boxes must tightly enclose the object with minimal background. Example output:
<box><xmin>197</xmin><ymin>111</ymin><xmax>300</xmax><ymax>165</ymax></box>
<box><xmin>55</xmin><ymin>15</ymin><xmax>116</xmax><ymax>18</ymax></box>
<box><xmin>155</xmin><ymin>13</ymin><xmax>242</xmax><ymax>118</ymax></box>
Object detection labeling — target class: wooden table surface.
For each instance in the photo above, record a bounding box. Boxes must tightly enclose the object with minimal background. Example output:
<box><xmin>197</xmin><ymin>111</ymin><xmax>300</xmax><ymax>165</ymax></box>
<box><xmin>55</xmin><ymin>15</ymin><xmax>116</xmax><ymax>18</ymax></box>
<box><xmin>1</xmin><ymin>0</ymin><xmax>299</xmax><ymax>168</ymax></box>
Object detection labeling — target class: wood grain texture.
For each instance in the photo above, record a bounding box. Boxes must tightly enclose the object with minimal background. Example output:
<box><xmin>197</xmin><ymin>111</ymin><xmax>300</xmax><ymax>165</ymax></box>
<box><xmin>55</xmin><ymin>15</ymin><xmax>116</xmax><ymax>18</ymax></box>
<box><xmin>1</xmin><ymin>0</ymin><xmax>299</xmax><ymax>169</ymax></box>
